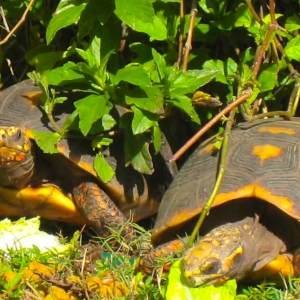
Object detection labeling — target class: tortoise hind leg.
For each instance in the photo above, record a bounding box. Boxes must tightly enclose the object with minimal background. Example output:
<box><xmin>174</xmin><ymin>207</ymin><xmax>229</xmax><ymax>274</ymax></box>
<box><xmin>73</xmin><ymin>182</ymin><xmax>135</xmax><ymax>242</ymax></box>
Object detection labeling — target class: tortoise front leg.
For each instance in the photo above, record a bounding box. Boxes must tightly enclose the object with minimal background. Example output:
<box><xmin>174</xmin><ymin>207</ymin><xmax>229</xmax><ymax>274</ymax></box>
<box><xmin>73</xmin><ymin>182</ymin><xmax>135</xmax><ymax>242</ymax></box>
<box><xmin>139</xmin><ymin>239</ymin><xmax>185</xmax><ymax>274</ymax></box>
<box><xmin>248</xmin><ymin>253</ymin><xmax>294</xmax><ymax>282</ymax></box>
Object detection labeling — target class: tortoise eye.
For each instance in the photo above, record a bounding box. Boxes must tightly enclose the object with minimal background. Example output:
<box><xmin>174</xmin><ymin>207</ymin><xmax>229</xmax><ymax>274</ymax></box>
<box><xmin>202</xmin><ymin>258</ymin><xmax>221</xmax><ymax>274</ymax></box>
<box><xmin>14</xmin><ymin>129</ymin><xmax>22</xmax><ymax>141</ymax></box>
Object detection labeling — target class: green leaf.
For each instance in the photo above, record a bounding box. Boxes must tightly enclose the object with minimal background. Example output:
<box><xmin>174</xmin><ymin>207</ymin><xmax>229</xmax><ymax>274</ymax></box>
<box><xmin>285</xmin><ymin>15</ymin><xmax>300</xmax><ymax>31</ymax></box>
<box><xmin>54</xmin><ymin>96</ymin><xmax>68</xmax><ymax>105</ymax></box>
<box><xmin>110</xmin><ymin>65</ymin><xmax>151</xmax><ymax>86</ymax></box>
<box><xmin>165</xmin><ymin>260</ymin><xmax>237</xmax><ymax>300</ymax></box>
<box><xmin>129</xmin><ymin>138</ymin><xmax>153</xmax><ymax>174</ymax></box>
<box><xmin>257</xmin><ymin>64</ymin><xmax>279</xmax><ymax>92</ymax></box>
<box><xmin>92</xmin><ymin>137</ymin><xmax>113</xmax><ymax>149</ymax></box>
<box><xmin>61</xmin><ymin>110</ymin><xmax>79</xmax><ymax>133</ymax></box>
<box><xmin>240</xmin><ymin>63</ymin><xmax>254</xmax><ymax>86</ymax></box>
<box><xmin>262</xmin><ymin>14</ymin><xmax>283</xmax><ymax>24</ymax></box>
<box><xmin>32</xmin><ymin>131</ymin><xmax>61</xmax><ymax>154</ymax></box>
<box><xmin>114</xmin><ymin>0</ymin><xmax>167</xmax><ymax>41</ymax></box>
<box><xmin>94</xmin><ymin>154</ymin><xmax>115</xmax><ymax>183</ymax></box>
<box><xmin>101</xmin><ymin>114</ymin><xmax>117</xmax><ymax>131</ymax></box>
<box><xmin>121</xmin><ymin>114</ymin><xmax>153</xmax><ymax>174</ymax></box>
<box><xmin>78</xmin><ymin>0</ymin><xmax>115</xmax><ymax>40</ymax></box>
<box><xmin>131</xmin><ymin>106</ymin><xmax>159</xmax><ymax>134</ymax></box>
<box><xmin>285</xmin><ymin>36</ymin><xmax>300</xmax><ymax>61</ymax></box>
<box><xmin>46</xmin><ymin>3</ymin><xmax>86</xmax><ymax>44</ymax></box>
<box><xmin>43</xmin><ymin>62</ymin><xmax>86</xmax><ymax>86</ymax></box>
<box><xmin>234</xmin><ymin>4</ymin><xmax>255</xmax><ymax>28</ymax></box>
<box><xmin>168</xmin><ymin>68</ymin><xmax>219</xmax><ymax>95</ymax></box>
<box><xmin>202</xmin><ymin>60</ymin><xmax>234</xmax><ymax>84</ymax></box>
<box><xmin>74</xmin><ymin>94</ymin><xmax>111</xmax><ymax>136</ymax></box>
<box><xmin>27</xmin><ymin>51</ymin><xmax>65</xmax><ymax>72</ymax></box>
<box><xmin>72</xmin><ymin>62</ymin><xmax>98</xmax><ymax>79</ymax></box>
<box><xmin>130</xmin><ymin>43</ymin><xmax>154</xmax><ymax>65</ymax></box>
<box><xmin>75</xmin><ymin>34</ymin><xmax>101</xmax><ymax>73</ymax></box>
<box><xmin>125</xmin><ymin>86</ymin><xmax>163</xmax><ymax>113</ymax></box>
<box><xmin>167</xmin><ymin>94</ymin><xmax>200</xmax><ymax>124</ymax></box>
<box><xmin>152</xmin><ymin>125</ymin><xmax>162</xmax><ymax>153</ymax></box>
<box><xmin>152</xmin><ymin>48</ymin><xmax>167</xmax><ymax>81</ymax></box>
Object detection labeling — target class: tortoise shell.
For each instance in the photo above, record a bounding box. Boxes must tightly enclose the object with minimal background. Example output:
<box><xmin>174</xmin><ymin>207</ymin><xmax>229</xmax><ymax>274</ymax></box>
<box><xmin>152</xmin><ymin>118</ymin><xmax>300</xmax><ymax>245</ymax></box>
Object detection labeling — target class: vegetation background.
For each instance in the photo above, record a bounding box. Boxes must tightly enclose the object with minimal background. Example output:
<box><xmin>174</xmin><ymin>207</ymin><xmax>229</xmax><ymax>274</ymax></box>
<box><xmin>2</xmin><ymin>0</ymin><xmax>300</xmax><ymax>299</ymax></box>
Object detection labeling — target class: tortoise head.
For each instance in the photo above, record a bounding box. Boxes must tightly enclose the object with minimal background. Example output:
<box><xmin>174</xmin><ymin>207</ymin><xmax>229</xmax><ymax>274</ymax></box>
<box><xmin>0</xmin><ymin>126</ymin><xmax>35</xmax><ymax>188</ymax></box>
<box><xmin>181</xmin><ymin>223</ymin><xmax>248</xmax><ymax>286</ymax></box>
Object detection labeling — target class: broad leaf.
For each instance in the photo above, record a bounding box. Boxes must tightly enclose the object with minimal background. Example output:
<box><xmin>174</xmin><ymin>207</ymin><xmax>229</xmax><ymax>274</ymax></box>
<box><xmin>152</xmin><ymin>48</ymin><xmax>167</xmax><ymax>81</ymax></box>
<box><xmin>46</xmin><ymin>2</ymin><xmax>86</xmax><ymax>44</ymax></box>
<box><xmin>111</xmin><ymin>65</ymin><xmax>151</xmax><ymax>86</ymax></box>
<box><xmin>125</xmin><ymin>86</ymin><xmax>163</xmax><ymax>113</ymax></box>
<box><xmin>114</xmin><ymin>0</ymin><xmax>167</xmax><ymax>41</ymax></box>
<box><xmin>285</xmin><ymin>15</ymin><xmax>300</xmax><ymax>31</ymax></box>
<box><xmin>131</xmin><ymin>106</ymin><xmax>159</xmax><ymax>134</ymax></box>
<box><xmin>152</xmin><ymin>125</ymin><xmax>162</xmax><ymax>153</ymax></box>
<box><xmin>168</xmin><ymin>68</ymin><xmax>219</xmax><ymax>95</ymax></box>
<box><xmin>32</xmin><ymin>131</ymin><xmax>61</xmax><ymax>154</ymax></box>
<box><xmin>257</xmin><ymin>64</ymin><xmax>279</xmax><ymax>92</ymax></box>
<box><xmin>101</xmin><ymin>114</ymin><xmax>117</xmax><ymax>131</ymax></box>
<box><xmin>78</xmin><ymin>0</ymin><xmax>115</xmax><ymax>40</ymax></box>
<box><xmin>94</xmin><ymin>154</ymin><xmax>115</xmax><ymax>183</ymax></box>
<box><xmin>74</xmin><ymin>94</ymin><xmax>111</xmax><ymax>136</ymax></box>
<box><xmin>43</xmin><ymin>62</ymin><xmax>86</xmax><ymax>86</ymax></box>
<box><xmin>234</xmin><ymin>4</ymin><xmax>256</xmax><ymax>28</ymax></box>
<box><xmin>121</xmin><ymin>114</ymin><xmax>153</xmax><ymax>174</ymax></box>
<box><xmin>167</xmin><ymin>94</ymin><xmax>200</xmax><ymax>124</ymax></box>
<box><xmin>165</xmin><ymin>260</ymin><xmax>237</xmax><ymax>300</ymax></box>
<box><xmin>285</xmin><ymin>36</ymin><xmax>300</xmax><ymax>61</ymax></box>
<box><xmin>202</xmin><ymin>60</ymin><xmax>236</xmax><ymax>85</ymax></box>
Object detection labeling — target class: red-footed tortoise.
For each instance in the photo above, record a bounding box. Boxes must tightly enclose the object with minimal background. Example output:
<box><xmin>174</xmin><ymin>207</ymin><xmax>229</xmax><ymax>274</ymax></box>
<box><xmin>0</xmin><ymin>80</ymin><xmax>174</xmax><ymax>240</ymax></box>
<box><xmin>141</xmin><ymin>118</ymin><xmax>300</xmax><ymax>285</ymax></box>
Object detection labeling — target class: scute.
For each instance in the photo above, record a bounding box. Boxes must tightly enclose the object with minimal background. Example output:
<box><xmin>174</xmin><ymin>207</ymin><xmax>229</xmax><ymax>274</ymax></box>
<box><xmin>152</xmin><ymin>118</ymin><xmax>300</xmax><ymax>245</ymax></box>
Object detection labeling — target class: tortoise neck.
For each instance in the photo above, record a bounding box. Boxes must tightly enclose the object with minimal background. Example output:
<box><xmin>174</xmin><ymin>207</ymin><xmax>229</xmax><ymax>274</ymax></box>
<box><xmin>236</xmin><ymin>215</ymin><xmax>286</xmax><ymax>280</ymax></box>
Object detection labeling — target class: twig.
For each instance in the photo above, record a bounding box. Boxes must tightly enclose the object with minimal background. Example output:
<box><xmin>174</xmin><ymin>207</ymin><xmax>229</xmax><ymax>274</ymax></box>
<box><xmin>182</xmin><ymin>0</ymin><xmax>197</xmax><ymax>71</ymax></box>
<box><xmin>252</xmin><ymin>23</ymin><xmax>276</xmax><ymax>80</ymax></box>
<box><xmin>0</xmin><ymin>0</ymin><xmax>36</xmax><ymax>45</ymax></box>
<box><xmin>6</xmin><ymin>58</ymin><xmax>17</xmax><ymax>82</ymax></box>
<box><xmin>269</xmin><ymin>0</ymin><xmax>276</xmax><ymax>25</ymax></box>
<box><xmin>245</xmin><ymin>0</ymin><xmax>261</xmax><ymax>23</ymax></box>
<box><xmin>118</xmin><ymin>22</ymin><xmax>129</xmax><ymax>52</ymax></box>
<box><xmin>274</xmin><ymin>36</ymin><xmax>294</xmax><ymax>73</ymax></box>
<box><xmin>0</xmin><ymin>6</ymin><xmax>10</xmax><ymax>32</ymax></box>
<box><xmin>171</xmin><ymin>90</ymin><xmax>252</xmax><ymax>161</ymax></box>
<box><xmin>176</xmin><ymin>0</ymin><xmax>185</xmax><ymax>66</ymax></box>
<box><xmin>247</xmin><ymin>0</ymin><xmax>295</xmax><ymax>76</ymax></box>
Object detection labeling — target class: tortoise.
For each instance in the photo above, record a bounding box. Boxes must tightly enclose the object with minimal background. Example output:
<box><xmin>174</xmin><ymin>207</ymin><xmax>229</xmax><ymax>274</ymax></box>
<box><xmin>141</xmin><ymin>117</ymin><xmax>300</xmax><ymax>286</ymax></box>
<box><xmin>0</xmin><ymin>80</ymin><xmax>174</xmax><ymax>240</ymax></box>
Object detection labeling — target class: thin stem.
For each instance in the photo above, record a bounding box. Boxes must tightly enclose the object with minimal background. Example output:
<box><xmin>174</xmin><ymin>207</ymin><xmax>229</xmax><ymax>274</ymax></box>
<box><xmin>182</xmin><ymin>0</ymin><xmax>197</xmax><ymax>71</ymax></box>
<box><xmin>188</xmin><ymin>109</ymin><xmax>236</xmax><ymax>247</ymax></box>
<box><xmin>252</xmin><ymin>24</ymin><xmax>276</xmax><ymax>80</ymax></box>
<box><xmin>176</xmin><ymin>0</ymin><xmax>185</xmax><ymax>66</ymax></box>
<box><xmin>245</xmin><ymin>0</ymin><xmax>261</xmax><ymax>23</ymax></box>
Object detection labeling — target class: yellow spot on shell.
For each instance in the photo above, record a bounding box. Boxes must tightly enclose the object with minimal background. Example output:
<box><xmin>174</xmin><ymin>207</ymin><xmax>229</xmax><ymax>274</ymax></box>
<box><xmin>258</xmin><ymin>126</ymin><xmax>296</xmax><ymax>135</ymax></box>
<box><xmin>252</xmin><ymin>144</ymin><xmax>282</xmax><ymax>164</ymax></box>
